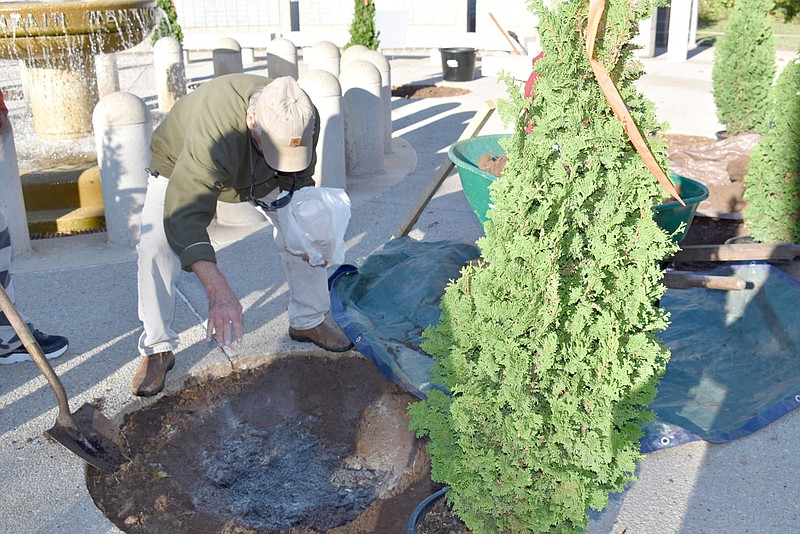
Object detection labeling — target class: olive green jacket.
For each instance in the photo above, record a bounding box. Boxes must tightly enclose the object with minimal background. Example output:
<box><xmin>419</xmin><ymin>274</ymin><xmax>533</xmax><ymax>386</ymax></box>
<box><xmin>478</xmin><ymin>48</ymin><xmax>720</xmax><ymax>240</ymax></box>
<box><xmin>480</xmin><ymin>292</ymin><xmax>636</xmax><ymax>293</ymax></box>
<box><xmin>148</xmin><ymin>74</ymin><xmax>318</xmax><ymax>270</ymax></box>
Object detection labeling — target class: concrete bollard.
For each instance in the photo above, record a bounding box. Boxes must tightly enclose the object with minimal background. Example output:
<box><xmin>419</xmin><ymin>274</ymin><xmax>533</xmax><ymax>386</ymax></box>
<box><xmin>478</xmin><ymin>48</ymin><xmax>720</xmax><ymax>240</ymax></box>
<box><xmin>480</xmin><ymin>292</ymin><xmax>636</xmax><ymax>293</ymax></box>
<box><xmin>153</xmin><ymin>36</ymin><xmax>186</xmax><ymax>113</ymax></box>
<box><xmin>241</xmin><ymin>47</ymin><xmax>256</xmax><ymax>65</ymax></box>
<box><xmin>212</xmin><ymin>37</ymin><xmax>243</xmax><ymax>77</ymax></box>
<box><xmin>353</xmin><ymin>49</ymin><xmax>392</xmax><ymax>154</ymax></box>
<box><xmin>0</xmin><ymin>122</ymin><xmax>31</xmax><ymax>258</ymax></box>
<box><xmin>307</xmin><ymin>41</ymin><xmax>341</xmax><ymax>78</ymax></box>
<box><xmin>267</xmin><ymin>38</ymin><xmax>299</xmax><ymax>79</ymax></box>
<box><xmin>95</xmin><ymin>53</ymin><xmax>119</xmax><ymax>99</ymax></box>
<box><xmin>298</xmin><ymin>70</ymin><xmax>346</xmax><ymax>189</ymax></box>
<box><xmin>340</xmin><ymin>45</ymin><xmax>370</xmax><ymax>71</ymax></box>
<box><xmin>92</xmin><ymin>92</ymin><xmax>152</xmax><ymax>247</ymax></box>
<box><xmin>339</xmin><ymin>60</ymin><xmax>384</xmax><ymax>178</ymax></box>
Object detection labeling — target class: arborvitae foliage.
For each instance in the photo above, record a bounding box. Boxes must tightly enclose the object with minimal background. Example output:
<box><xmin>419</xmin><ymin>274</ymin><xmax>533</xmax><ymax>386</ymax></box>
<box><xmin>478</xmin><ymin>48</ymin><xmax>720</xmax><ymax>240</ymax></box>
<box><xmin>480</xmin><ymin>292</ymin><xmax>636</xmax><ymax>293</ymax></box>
<box><xmin>152</xmin><ymin>0</ymin><xmax>184</xmax><ymax>43</ymax></box>
<box><xmin>743</xmin><ymin>55</ymin><xmax>800</xmax><ymax>243</ymax></box>
<box><xmin>345</xmin><ymin>0</ymin><xmax>380</xmax><ymax>50</ymax></box>
<box><xmin>712</xmin><ymin>0</ymin><xmax>776</xmax><ymax>135</ymax></box>
<box><xmin>408</xmin><ymin>0</ymin><xmax>679</xmax><ymax>531</ymax></box>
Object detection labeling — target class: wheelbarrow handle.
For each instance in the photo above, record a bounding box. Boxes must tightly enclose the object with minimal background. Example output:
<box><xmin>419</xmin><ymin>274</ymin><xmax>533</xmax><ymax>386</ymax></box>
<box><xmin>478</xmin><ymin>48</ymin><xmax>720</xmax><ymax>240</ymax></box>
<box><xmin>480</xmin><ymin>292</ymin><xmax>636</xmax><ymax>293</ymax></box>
<box><xmin>663</xmin><ymin>271</ymin><xmax>747</xmax><ymax>291</ymax></box>
<box><xmin>0</xmin><ymin>285</ymin><xmax>74</xmax><ymax>424</ymax></box>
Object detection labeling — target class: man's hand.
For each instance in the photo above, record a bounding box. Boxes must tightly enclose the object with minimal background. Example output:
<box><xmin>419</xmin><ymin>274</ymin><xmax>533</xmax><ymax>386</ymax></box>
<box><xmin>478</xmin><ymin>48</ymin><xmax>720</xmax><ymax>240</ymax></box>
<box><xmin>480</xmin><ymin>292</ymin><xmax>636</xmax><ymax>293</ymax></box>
<box><xmin>191</xmin><ymin>260</ymin><xmax>243</xmax><ymax>346</ymax></box>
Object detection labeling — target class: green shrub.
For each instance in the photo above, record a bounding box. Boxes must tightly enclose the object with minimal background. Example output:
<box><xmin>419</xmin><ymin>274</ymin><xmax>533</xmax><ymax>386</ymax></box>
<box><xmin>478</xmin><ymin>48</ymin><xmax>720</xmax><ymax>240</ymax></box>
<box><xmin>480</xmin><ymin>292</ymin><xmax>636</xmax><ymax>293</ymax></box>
<box><xmin>408</xmin><ymin>0</ymin><xmax>678</xmax><ymax>532</ymax></box>
<box><xmin>743</xmin><ymin>54</ymin><xmax>800</xmax><ymax>243</ymax></box>
<box><xmin>712</xmin><ymin>0</ymin><xmax>776</xmax><ymax>135</ymax></box>
<box><xmin>700</xmin><ymin>0</ymin><xmax>734</xmax><ymax>20</ymax></box>
<box><xmin>152</xmin><ymin>0</ymin><xmax>184</xmax><ymax>44</ymax></box>
<box><xmin>344</xmin><ymin>0</ymin><xmax>380</xmax><ymax>50</ymax></box>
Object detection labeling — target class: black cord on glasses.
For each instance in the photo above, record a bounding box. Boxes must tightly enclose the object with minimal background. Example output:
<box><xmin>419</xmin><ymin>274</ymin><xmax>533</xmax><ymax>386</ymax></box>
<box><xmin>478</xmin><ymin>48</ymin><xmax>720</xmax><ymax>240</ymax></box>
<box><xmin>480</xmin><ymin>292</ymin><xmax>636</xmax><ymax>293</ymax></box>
<box><xmin>249</xmin><ymin>157</ymin><xmax>297</xmax><ymax>211</ymax></box>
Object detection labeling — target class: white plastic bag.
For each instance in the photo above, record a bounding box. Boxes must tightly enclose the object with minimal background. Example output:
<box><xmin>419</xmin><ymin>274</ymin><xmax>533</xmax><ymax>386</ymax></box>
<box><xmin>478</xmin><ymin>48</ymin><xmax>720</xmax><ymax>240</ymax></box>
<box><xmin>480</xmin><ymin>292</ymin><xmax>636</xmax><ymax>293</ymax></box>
<box><xmin>276</xmin><ymin>187</ymin><xmax>351</xmax><ymax>267</ymax></box>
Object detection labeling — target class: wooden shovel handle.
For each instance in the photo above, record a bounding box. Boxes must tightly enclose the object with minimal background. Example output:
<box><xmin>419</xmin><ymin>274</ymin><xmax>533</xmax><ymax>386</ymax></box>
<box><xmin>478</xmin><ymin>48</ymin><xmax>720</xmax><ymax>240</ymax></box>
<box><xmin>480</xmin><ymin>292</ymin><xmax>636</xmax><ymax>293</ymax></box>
<box><xmin>0</xmin><ymin>285</ymin><xmax>73</xmax><ymax>423</ymax></box>
<box><xmin>489</xmin><ymin>12</ymin><xmax>523</xmax><ymax>55</ymax></box>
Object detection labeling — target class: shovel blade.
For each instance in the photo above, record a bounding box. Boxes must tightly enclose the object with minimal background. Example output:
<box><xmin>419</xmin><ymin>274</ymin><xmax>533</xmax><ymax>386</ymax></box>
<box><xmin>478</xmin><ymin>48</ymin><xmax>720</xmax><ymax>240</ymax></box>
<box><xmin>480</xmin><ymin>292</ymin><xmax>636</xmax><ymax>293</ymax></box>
<box><xmin>44</xmin><ymin>403</ymin><xmax>130</xmax><ymax>473</ymax></box>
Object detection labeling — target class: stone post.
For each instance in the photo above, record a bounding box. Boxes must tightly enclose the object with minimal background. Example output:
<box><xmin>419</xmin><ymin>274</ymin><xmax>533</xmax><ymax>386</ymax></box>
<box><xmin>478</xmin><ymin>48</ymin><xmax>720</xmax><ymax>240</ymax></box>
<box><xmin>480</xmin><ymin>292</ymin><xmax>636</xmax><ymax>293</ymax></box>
<box><xmin>95</xmin><ymin>53</ymin><xmax>120</xmax><ymax>99</ymax></box>
<box><xmin>213</xmin><ymin>37</ymin><xmax>244</xmax><ymax>77</ymax></box>
<box><xmin>667</xmin><ymin>0</ymin><xmax>693</xmax><ymax>62</ymax></box>
<box><xmin>153</xmin><ymin>36</ymin><xmax>187</xmax><ymax>113</ymax></box>
<box><xmin>267</xmin><ymin>38</ymin><xmax>299</xmax><ymax>79</ymax></box>
<box><xmin>242</xmin><ymin>48</ymin><xmax>256</xmax><ymax>65</ymax></box>
<box><xmin>308</xmin><ymin>41</ymin><xmax>341</xmax><ymax>77</ymax></box>
<box><xmin>353</xmin><ymin>49</ymin><xmax>392</xmax><ymax>154</ymax></box>
<box><xmin>634</xmin><ymin>8</ymin><xmax>658</xmax><ymax>58</ymax></box>
<box><xmin>298</xmin><ymin>70</ymin><xmax>346</xmax><ymax>189</ymax></box>
<box><xmin>340</xmin><ymin>45</ymin><xmax>370</xmax><ymax>71</ymax></box>
<box><xmin>0</xmin><ymin>121</ymin><xmax>30</xmax><ymax>258</ymax></box>
<box><xmin>92</xmin><ymin>92</ymin><xmax>152</xmax><ymax>247</ymax></box>
<box><xmin>340</xmin><ymin>60</ymin><xmax>384</xmax><ymax>178</ymax></box>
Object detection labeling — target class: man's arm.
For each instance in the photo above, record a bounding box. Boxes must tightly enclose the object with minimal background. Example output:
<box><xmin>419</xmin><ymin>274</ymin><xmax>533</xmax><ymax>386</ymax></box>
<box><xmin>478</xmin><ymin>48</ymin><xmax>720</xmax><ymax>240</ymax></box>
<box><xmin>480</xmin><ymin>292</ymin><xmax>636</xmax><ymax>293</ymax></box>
<box><xmin>191</xmin><ymin>260</ymin><xmax>243</xmax><ymax>347</ymax></box>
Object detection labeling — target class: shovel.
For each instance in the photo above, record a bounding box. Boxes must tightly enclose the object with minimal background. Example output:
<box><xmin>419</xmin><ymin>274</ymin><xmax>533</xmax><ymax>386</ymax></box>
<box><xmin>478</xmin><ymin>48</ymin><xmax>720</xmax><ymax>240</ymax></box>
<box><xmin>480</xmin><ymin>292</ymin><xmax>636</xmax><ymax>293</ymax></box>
<box><xmin>0</xmin><ymin>285</ymin><xmax>129</xmax><ymax>473</ymax></box>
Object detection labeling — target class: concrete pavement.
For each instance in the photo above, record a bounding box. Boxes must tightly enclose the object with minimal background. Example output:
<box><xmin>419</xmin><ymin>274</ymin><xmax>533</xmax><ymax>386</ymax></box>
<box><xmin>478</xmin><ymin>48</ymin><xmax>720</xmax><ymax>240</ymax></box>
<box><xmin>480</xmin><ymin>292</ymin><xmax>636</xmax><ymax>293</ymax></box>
<box><xmin>0</xmin><ymin>44</ymin><xmax>798</xmax><ymax>533</ymax></box>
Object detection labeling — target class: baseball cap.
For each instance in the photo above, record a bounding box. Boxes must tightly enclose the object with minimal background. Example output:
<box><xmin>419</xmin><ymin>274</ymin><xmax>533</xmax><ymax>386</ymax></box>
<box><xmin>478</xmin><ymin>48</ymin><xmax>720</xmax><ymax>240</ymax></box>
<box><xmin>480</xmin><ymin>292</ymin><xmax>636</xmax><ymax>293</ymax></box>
<box><xmin>255</xmin><ymin>76</ymin><xmax>315</xmax><ymax>172</ymax></box>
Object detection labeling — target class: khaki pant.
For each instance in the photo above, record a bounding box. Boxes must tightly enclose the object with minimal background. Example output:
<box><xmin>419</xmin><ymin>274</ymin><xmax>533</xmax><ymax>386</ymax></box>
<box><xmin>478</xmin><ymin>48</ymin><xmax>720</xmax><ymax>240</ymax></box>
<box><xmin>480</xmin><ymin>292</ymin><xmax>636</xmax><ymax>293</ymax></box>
<box><xmin>136</xmin><ymin>174</ymin><xmax>330</xmax><ymax>356</ymax></box>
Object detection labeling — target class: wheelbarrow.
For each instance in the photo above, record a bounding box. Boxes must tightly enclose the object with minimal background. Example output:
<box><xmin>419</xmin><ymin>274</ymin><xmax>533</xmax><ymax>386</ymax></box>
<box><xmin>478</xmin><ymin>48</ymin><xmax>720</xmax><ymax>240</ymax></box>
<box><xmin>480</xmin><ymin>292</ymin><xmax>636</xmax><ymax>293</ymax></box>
<box><xmin>448</xmin><ymin>134</ymin><xmax>749</xmax><ymax>291</ymax></box>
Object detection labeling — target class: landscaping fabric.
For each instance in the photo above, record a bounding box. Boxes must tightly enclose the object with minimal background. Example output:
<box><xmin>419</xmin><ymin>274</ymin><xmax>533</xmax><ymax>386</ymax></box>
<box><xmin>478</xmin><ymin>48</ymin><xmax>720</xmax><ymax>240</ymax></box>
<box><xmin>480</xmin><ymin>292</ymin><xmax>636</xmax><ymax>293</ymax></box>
<box><xmin>330</xmin><ymin>238</ymin><xmax>800</xmax><ymax>451</ymax></box>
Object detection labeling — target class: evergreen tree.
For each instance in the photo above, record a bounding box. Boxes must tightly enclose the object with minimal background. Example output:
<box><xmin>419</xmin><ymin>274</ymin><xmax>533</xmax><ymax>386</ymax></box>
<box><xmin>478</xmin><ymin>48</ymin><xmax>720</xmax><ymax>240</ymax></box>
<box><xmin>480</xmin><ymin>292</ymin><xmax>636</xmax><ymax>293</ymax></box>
<box><xmin>152</xmin><ymin>0</ymin><xmax>184</xmax><ymax>44</ymax></box>
<box><xmin>345</xmin><ymin>0</ymin><xmax>380</xmax><ymax>50</ymax></box>
<box><xmin>743</xmin><ymin>55</ymin><xmax>800</xmax><ymax>243</ymax></box>
<box><xmin>712</xmin><ymin>0</ymin><xmax>776</xmax><ymax>135</ymax></box>
<box><xmin>409</xmin><ymin>0</ymin><xmax>678</xmax><ymax>531</ymax></box>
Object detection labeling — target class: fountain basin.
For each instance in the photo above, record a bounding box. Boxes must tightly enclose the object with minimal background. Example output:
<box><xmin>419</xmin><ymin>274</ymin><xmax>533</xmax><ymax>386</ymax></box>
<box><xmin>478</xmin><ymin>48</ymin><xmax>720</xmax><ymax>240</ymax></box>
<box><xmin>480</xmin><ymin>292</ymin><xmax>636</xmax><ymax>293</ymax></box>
<box><xmin>0</xmin><ymin>1</ymin><xmax>158</xmax><ymax>58</ymax></box>
<box><xmin>0</xmin><ymin>1</ymin><xmax>158</xmax><ymax>139</ymax></box>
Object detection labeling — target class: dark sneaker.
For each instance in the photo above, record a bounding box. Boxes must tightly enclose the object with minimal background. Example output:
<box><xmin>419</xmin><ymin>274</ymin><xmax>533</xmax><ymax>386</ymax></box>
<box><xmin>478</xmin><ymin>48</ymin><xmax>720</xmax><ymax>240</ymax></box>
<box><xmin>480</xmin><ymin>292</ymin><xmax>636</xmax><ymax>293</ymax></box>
<box><xmin>131</xmin><ymin>351</ymin><xmax>175</xmax><ymax>397</ymax></box>
<box><xmin>0</xmin><ymin>330</ymin><xmax>69</xmax><ymax>365</ymax></box>
<box><xmin>289</xmin><ymin>317</ymin><xmax>353</xmax><ymax>352</ymax></box>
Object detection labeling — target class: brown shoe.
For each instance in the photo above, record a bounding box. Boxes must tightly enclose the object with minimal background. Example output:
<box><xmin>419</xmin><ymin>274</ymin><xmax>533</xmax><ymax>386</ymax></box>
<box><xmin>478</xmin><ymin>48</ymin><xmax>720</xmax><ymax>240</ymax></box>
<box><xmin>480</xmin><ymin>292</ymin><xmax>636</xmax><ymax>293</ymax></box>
<box><xmin>289</xmin><ymin>318</ymin><xmax>353</xmax><ymax>352</ymax></box>
<box><xmin>131</xmin><ymin>351</ymin><xmax>175</xmax><ymax>397</ymax></box>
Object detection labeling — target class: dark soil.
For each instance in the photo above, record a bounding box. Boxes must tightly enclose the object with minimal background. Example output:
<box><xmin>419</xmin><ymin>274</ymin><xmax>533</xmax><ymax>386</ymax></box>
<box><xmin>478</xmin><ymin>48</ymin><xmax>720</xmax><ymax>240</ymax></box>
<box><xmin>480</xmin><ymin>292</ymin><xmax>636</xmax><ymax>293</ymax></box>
<box><xmin>88</xmin><ymin>354</ymin><xmax>436</xmax><ymax>533</ymax></box>
<box><xmin>391</xmin><ymin>85</ymin><xmax>471</xmax><ymax>99</ymax></box>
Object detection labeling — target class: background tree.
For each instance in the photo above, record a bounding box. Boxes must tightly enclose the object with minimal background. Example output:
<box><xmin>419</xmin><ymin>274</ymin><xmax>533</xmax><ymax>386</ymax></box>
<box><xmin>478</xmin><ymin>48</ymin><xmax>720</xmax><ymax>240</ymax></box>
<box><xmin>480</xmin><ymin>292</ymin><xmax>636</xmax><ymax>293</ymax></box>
<box><xmin>743</xmin><ymin>55</ymin><xmax>800</xmax><ymax>243</ymax></box>
<box><xmin>345</xmin><ymin>0</ymin><xmax>380</xmax><ymax>50</ymax></box>
<box><xmin>712</xmin><ymin>0</ymin><xmax>776</xmax><ymax>135</ymax></box>
<box><xmin>152</xmin><ymin>0</ymin><xmax>184</xmax><ymax>43</ymax></box>
<box><xmin>408</xmin><ymin>0</ymin><xmax>678</xmax><ymax>531</ymax></box>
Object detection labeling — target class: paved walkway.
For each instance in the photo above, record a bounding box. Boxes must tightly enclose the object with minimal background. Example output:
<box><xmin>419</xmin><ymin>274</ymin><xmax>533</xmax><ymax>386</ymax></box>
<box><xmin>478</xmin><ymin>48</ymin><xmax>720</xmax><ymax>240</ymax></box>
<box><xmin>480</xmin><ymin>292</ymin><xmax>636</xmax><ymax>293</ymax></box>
<box><xmin>1</xmin><ymin>45</ymin><xmax>798</xmax><ymax>533</ymax></box>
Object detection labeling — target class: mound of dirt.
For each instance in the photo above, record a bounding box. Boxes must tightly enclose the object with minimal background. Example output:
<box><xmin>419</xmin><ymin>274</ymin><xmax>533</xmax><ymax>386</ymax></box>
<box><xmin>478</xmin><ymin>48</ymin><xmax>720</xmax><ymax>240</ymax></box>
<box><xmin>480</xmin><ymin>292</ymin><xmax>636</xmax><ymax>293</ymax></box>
<box><xmin>391</xmin><ymin>85</ymin><xmax>470</xmax><ymax>98</ymax></box>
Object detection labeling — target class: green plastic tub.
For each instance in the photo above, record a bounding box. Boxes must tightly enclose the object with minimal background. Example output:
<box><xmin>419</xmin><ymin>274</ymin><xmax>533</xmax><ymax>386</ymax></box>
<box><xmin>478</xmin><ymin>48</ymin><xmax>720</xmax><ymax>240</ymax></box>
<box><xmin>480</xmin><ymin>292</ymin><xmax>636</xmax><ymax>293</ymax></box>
<box><xmin>448</xmin><ymin>134</ymin><xmax>709</xmax><ymax>243</ymax></box>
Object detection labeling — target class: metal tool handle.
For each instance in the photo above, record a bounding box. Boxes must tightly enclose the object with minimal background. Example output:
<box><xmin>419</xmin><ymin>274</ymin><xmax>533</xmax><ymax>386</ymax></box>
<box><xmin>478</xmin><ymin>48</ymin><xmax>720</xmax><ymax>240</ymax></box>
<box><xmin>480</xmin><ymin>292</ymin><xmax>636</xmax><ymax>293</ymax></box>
<box><xmin>0</xmin><ymin>285</ymin><xmax>74</xmax><ymax>423</ymax></box>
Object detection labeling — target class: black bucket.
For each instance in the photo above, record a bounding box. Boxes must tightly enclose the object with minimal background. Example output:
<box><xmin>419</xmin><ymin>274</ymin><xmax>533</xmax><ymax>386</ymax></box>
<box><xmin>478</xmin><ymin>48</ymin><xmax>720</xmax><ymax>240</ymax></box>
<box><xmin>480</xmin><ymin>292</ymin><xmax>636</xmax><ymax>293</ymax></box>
<box><xmin>439</xmin><ymin>47</ymin><xmax>476</xmax><ymax>82</ymax></box>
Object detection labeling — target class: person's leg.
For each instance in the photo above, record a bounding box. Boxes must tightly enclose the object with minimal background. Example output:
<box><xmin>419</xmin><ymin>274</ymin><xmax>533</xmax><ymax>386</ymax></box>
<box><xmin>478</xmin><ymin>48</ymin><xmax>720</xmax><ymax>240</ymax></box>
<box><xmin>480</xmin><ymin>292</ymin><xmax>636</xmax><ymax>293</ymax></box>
<box><xmin>0</xmin><ymin>207</ymin><xmax>68</xmax><ymax>363</ymax></box>
<box><xmin>268</xmin><ymin>210</ymin><xmax>352</xmax><ymax>352</ymax></box>
<box><xmin>132</xmin><ymin>174</ymin><xmax>179</xmax><ymax>395</ymax></box>
<box><xmin>136</xmin><ymin>174</ymin><xmax>181</xmax><ymax>356</ymax></box>
<box><xmin>272</xmin><ymin>221</ymin><xmax>330</xmax><ymax>329</ymax></box>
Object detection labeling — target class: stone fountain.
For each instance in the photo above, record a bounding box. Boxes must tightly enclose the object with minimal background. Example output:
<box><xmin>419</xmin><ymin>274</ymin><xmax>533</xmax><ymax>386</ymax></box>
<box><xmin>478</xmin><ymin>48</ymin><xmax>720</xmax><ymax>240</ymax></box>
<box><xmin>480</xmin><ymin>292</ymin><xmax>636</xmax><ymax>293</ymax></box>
<box><xmin>0</xmin><ymin>0</ymin><xmax>159</xmax><ymax>139</ymax></box>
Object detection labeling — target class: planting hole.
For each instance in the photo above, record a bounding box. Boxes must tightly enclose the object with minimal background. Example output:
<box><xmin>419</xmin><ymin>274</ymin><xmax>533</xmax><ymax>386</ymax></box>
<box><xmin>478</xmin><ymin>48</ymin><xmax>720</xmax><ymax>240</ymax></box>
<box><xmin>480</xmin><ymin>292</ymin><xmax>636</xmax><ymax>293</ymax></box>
<box><xmin>87</xmin><ymin>354</ymin><xmax>434</xmax><ymax>533</ymax></box>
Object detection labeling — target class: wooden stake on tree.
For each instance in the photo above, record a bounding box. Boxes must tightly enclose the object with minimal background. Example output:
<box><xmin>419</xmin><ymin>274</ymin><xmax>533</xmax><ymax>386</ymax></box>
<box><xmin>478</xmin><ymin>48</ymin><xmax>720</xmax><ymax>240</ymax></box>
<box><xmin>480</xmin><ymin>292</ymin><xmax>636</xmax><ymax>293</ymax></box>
<box><xmin>587</xmin><ymin>0</ymin><xmax>684</xmax><ymax>205</ymax></box>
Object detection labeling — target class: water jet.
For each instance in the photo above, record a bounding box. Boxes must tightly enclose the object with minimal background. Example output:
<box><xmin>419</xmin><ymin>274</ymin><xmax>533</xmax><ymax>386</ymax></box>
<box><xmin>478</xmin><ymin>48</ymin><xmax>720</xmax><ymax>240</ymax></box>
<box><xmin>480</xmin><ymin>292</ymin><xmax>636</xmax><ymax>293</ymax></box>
<box><xmin>0</xmin><ymin>0</ymin><xmax>158</xmax><ymax>140</ymax></box>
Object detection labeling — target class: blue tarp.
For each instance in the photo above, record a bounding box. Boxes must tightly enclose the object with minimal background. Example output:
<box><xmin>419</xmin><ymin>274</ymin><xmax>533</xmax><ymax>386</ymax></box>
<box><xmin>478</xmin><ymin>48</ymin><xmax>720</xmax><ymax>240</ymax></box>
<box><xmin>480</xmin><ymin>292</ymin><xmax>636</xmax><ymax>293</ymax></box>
<box><xmin>330</xmin><ymin>238</ymin><xmax>800</xmax><ymax>451</ymax></box>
